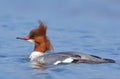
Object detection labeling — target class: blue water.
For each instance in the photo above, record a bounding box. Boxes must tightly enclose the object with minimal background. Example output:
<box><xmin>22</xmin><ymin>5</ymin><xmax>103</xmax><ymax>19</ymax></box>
<box><xmin>0</xmin><ymin>0</ymin><xmax>120</xmax><ymax>79</ymax></box>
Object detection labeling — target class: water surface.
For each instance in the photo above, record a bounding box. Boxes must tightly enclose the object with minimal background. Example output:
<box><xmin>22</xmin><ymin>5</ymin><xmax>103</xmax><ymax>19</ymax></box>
<box><xmin>0</xmin><ymin>0</ymin><xmax>120</xmax><ymax>79</ymax></box>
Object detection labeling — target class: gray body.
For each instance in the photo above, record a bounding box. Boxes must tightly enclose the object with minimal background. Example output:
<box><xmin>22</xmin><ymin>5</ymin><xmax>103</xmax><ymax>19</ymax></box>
<box><xmin>32</xmin><ymin>52</ymin><xmax>115</xmax><ymax>65</ymax></box>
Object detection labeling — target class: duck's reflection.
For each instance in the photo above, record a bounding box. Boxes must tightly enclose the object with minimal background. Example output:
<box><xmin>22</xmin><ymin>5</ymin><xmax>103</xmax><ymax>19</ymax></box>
<box><xmin>31</xmin><ymin>62</ymin><xmax>57</xmax><ymax>70</ymax></box>
<box><xmin>31</xmin><ymin>62</ymin><xmax>45</xmax><ymax>70</ymax></box>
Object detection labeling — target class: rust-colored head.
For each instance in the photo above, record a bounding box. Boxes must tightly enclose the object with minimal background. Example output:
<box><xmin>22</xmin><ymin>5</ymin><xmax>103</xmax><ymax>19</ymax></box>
<box><xmin>17</xmin><ymin>21</ymin><xmax>53</xmax><ymax>53</ymax></box>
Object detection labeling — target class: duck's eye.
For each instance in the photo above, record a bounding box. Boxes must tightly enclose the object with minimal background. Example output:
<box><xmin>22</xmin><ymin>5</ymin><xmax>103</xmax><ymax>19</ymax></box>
<box><xmin>30</xmin><ymin>35</ymin><xmax>35</xmax><ymax>38</ymax></box>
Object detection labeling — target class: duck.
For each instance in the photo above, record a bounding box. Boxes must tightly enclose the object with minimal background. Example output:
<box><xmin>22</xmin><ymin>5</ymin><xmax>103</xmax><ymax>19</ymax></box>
<box><xmin>16</xmin><ymin>21</ymin><xmax>115</xmax><ymax>66</ymax></box>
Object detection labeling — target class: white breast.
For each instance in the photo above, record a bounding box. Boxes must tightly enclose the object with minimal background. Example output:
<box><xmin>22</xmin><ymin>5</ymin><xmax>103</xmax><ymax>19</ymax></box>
<box><xmin>29</xmin><ymin>51</ymin><xmax>44</xmax><ymax>61</ymax></box>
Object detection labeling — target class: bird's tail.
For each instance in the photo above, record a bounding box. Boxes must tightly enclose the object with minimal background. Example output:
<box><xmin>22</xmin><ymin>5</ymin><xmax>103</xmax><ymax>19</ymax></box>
<box><xmin>103</xmin><ymin>58</ymin><xmax>115</xmax><ymax>63</ymax></box>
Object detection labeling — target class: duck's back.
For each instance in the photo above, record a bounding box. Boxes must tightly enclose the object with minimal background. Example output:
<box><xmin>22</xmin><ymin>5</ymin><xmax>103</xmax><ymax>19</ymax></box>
<box><xmin>33</xmin><ymin>52</ymin><xmax>115</xmax><ymax>65</ymax></box>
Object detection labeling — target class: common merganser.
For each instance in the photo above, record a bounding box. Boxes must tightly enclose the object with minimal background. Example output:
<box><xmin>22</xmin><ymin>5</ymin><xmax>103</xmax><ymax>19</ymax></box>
<box><xmin>16</xmin><ymin>21</ymin><xmax>115</xmax><ymax>66</ymax></box>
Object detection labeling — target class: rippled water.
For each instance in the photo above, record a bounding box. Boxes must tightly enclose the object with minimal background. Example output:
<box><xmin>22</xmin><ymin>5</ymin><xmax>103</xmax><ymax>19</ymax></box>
<box><xmin>0</xmin><ymin>0</ymin><xmax>120</xmax><ymax>79</ymax></box>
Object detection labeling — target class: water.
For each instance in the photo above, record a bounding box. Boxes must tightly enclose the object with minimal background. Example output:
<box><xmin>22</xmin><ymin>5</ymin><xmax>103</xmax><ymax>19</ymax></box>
<box><xmin>0</xmin><ymin>0</ymin><xmax>120</xmax><ymax>79</ymax></box>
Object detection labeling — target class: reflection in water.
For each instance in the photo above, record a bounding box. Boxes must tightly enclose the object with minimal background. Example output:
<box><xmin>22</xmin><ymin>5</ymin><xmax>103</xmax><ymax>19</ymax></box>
<box><xmin>30</xmin><ymin>62</ymin><xmax>60</xmax><ymax>70</ymax></box>
<box><xmin>31</xmin><ymin>63</ymin><xmax>46</xmax><ymax>70</ymax></box>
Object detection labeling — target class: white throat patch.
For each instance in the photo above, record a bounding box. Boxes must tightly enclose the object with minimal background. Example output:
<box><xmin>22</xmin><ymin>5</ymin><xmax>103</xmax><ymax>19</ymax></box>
<box><xmin>29</xmin><ymin>51</ymin><xmax>44</xmax><ymax>61</ymax></box>
<box><xmin>27</xmin><ymin>39</ymin><xmax>35</xmax><ymax>43</ymax></box>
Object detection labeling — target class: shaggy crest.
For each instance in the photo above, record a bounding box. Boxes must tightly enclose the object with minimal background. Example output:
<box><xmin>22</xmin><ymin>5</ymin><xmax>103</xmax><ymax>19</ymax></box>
<box><xmin>29</xmin><ymin>21</ymin><xmax>47</xmax><ymax>39</ymax></box>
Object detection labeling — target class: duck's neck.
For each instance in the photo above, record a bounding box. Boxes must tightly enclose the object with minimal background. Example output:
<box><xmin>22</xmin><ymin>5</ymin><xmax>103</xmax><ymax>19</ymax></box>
<box><xmin>29</xmin><ymin>42</ymin><xmax>47</xmax><ymax>61</ymax></box>
<box><xmin>34</xmin><ymin>42</ymin><xmax>46</xmax><ymax>52</ymax></box>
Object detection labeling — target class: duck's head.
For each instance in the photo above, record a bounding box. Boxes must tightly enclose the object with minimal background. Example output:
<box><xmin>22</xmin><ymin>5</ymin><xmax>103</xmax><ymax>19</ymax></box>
<box><xmin>17</xmin><ymin>21</ymin><xmax>53</xmax><ymax>53</ymax></box>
